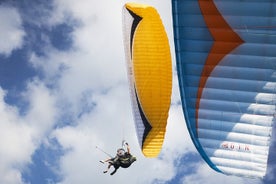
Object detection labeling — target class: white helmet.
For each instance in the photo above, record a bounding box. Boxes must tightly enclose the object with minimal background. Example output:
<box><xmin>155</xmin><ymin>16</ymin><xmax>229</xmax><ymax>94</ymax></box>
<box><xmin>117</xmin><ymin>148</ymin><xmax>125</xmax><ymax>157</ymax></box>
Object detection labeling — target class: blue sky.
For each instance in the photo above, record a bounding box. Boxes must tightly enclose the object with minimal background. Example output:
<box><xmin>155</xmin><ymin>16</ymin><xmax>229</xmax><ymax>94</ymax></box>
<box><xmin>0</xmin><ymin>0</ymin><xmax>275</xmax><ymax>184</ymax></box>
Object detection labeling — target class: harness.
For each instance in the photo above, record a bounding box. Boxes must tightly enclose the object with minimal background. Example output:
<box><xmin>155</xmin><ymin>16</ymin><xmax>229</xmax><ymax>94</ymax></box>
<box><xmin>118</xmin><ymin>153</ymin><xmax>136</xmax><ymax>168</ymax></box>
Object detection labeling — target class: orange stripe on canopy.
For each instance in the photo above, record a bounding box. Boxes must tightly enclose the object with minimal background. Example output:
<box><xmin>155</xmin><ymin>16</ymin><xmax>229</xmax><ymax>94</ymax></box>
<box><xmin>196</xmin><ymin>0</ymin><xmax>244</xmax><ymax>132</ymax></box>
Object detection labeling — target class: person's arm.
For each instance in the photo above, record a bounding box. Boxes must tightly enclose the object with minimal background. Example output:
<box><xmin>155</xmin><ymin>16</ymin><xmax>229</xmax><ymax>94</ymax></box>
<box><xmin>125</xmin><ymin>142</ymin><xmax>130</xmax><ymax>154</ymax></box>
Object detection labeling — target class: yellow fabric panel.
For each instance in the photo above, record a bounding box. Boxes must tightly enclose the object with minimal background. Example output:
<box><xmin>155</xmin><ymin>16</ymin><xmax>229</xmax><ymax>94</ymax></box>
<box><xmin>126</xmin><ymin>3</ymin><xmax>172</xmax><ymax>157</ymax></box>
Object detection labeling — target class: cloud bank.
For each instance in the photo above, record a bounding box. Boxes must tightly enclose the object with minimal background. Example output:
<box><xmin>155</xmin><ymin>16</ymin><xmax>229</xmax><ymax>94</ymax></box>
<box><xmin>0</xmin><ymin>6</ymin><xmax>25</xmax><ymax>56</ymax></box>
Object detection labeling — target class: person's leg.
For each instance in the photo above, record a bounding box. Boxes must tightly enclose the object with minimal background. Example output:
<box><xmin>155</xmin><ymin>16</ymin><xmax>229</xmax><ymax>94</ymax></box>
<box><xmin>103</xmin><ymin>163</ymin><xmax>112</xmax><ymax>173</ymax></box>
<box><xmin>100</xmin><ymin>158</ymin><xmax>112</xmax><ymax>163</ymax></box>
<box><xmin>110</xmin><ymin>168</ymin><xmax>118</xmax><ymax>175</ymax></box>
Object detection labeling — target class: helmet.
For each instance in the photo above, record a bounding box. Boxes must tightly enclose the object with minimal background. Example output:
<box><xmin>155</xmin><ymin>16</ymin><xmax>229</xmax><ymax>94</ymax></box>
<box><xmin>117</xmin><ymin>148</ymin><xmax>125</xmax><ymax>157</ymax></box>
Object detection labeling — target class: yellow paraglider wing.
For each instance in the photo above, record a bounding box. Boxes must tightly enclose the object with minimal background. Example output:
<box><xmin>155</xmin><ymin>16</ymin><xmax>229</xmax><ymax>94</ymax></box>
<box><xmin>123</xmin><ymin>3</ymin><xmax>172</xmax><ymax>157</ymax></box>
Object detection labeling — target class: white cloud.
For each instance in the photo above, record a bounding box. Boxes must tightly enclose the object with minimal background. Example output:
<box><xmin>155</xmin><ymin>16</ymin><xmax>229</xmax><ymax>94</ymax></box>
<box><xmin>181</xmin><ymin>162</ymin><xmax>263</xmax><ymax>184</ymax></box>
<box><xmin>0</xmin><ymin>88</ymin><xmax>30</xmax><ymax>184</ymax></box>
<box><xmin>0</xmin><ymin>6</ymin><xmax>25</xmax><ymax>57</ymax></box>
<box><xmin>0</xmin><ymin>80</ymin><xmax>58</xmax><ymax>184</ymax></box>
<box><xmin>23</xmin><ymin>79</ymin><xmax>58</xmax><ymax>138</ymax></box>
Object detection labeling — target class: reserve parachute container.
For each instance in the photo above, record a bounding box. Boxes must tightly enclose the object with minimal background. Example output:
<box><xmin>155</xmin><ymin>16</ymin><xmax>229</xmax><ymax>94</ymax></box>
<box><xmin>123</xmin><ymin>3</ymin><xmax>172</xmax><ymax>157</ymax></box>
<box><xmin>172</xmin><ymin>0</ymin><xmax>276</xmax><ymax>178</ymax></box>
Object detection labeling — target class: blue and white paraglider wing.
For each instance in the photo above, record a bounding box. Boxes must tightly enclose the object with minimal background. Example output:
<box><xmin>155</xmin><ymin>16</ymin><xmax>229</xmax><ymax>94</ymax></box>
<box><xmin>172</xmin><ymin>0</ymin><xmax>276</xmax><ymax>178</ymax></box>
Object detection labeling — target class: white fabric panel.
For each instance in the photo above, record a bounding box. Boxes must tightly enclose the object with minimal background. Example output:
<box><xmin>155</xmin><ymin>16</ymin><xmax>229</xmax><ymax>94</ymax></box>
<box><xmin>210</xmin><ymin>157</ymin><xmax>266</xmax><ymax>172</ymax></box>
<box><xmin>204</xmin><ymin>148</ymin><xmax>267</xmax><ymax>164</ymax></box>
<box><xmin>199</xmin><ymin>139</ymin><xmax>269</xmax><ymax>156</ymax></box>
<box><xmin>198</xmin><ymin>57</ymin><xmax>275</xmax><ymax>177</ymax></box>
<box><xmin>198</xmin><ymin>129</ymin><xmax>270</xmax><ymax>146</ymax></box>
<box><xmin>217</xmin><ymin>166</ymin><xmax>265</xmax><ymax>178</ymax></box>
<box><xmin>122</xmin><ymin>8</ymin><xmax>145</xmax><ymax>147</ymax></box>
<box><xmin>198</xmin><ymin>118</ymin><xmax>272</xmax><ymax>137</ymax></box>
